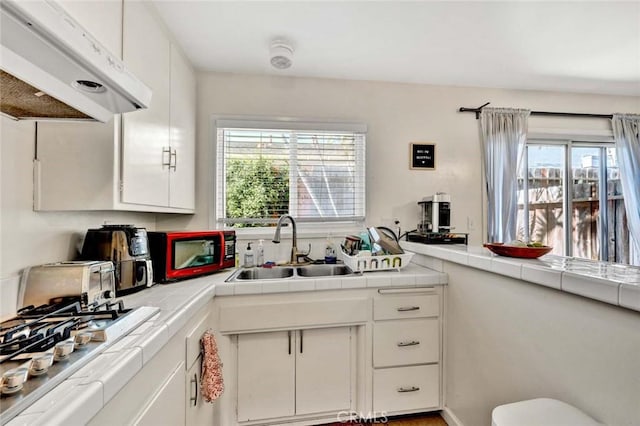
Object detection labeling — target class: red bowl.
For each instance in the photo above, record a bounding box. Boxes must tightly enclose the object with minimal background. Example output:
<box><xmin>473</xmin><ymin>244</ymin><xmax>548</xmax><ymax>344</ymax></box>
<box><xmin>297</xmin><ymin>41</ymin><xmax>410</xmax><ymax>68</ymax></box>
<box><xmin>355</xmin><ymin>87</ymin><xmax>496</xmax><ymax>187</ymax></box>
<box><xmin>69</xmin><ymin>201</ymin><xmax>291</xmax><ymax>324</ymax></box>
<box><xmin>483</xmin><ymin>243</ymin><xmax>553</xmax><ymax>259</ymax></box>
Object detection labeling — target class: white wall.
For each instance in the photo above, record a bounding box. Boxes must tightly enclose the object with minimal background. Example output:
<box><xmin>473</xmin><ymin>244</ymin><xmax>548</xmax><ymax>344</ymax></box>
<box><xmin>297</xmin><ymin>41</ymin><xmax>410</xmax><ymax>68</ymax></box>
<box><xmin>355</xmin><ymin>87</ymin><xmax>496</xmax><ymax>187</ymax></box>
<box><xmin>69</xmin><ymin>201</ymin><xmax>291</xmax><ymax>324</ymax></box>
<box><xmin>0</xmin><ymin>118</ymin><xmax>156</xmax><ymax>316</ymax></box>
<box><xmin>157</xmin><ymin>72</ymin><xmax>639</xmax><ymax>257</ymax></box>
<box><xmin>443</xmin><ymin>261</ymin><xmax>640</xmax><ymax>425</ymax></box>
<box><xmin>3</xmin><ymin>73</ymin><xmax>639</xmax><ymax>298</ymax></box>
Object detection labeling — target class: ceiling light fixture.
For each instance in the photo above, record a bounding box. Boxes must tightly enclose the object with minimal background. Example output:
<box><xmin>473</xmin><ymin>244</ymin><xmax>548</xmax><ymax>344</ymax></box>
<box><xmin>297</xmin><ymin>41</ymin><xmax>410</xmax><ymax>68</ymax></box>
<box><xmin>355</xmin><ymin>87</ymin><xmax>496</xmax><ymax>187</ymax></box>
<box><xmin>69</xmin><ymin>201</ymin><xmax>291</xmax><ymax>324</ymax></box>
<box><xmin>270</xmin><ymin>40</ymin><xmax>294</xmax><ymax>70</ymax></box>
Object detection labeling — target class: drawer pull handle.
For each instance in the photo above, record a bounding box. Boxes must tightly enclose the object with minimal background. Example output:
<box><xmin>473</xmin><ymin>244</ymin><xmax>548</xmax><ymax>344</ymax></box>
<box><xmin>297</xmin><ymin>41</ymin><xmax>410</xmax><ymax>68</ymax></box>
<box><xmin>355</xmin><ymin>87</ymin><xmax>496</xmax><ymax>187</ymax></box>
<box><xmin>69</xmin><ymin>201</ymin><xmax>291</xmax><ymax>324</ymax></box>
<box><xmin>397</xmin><ymin>340</ymin><xmax>420</xmax><ymax>347</ymax></box>
<box><xmin>397</xmin><ymin>306</ymin><xmax>420</xmax><ymax>312</ymax></box>
<box><xmin>397</xmin><ymin>386</ymin><xmax>420</xmax><ymax>393</ymax></box>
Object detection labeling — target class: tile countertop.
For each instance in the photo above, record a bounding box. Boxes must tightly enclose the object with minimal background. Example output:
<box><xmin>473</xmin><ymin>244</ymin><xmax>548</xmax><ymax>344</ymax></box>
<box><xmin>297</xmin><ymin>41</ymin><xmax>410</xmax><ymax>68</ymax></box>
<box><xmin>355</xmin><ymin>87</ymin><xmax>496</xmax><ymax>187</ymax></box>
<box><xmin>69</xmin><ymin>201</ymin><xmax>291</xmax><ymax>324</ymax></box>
<box><xmin>5</xmin><ymin>263</ymin><xmax>446</xmax><ymax>426</ymax></box>
<box><xmin>401</xmin><ymin>241</ymin><xmax>640</xmax><ymax>313</ymax></box>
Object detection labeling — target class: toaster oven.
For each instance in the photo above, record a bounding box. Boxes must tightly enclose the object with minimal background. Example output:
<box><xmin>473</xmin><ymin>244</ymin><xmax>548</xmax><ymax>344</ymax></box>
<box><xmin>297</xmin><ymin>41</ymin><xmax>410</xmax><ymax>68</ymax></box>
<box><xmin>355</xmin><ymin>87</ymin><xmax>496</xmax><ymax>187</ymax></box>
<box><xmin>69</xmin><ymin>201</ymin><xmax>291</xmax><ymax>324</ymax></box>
<box><xmin>18</xmin><ymin>261</ymin><xmax>116</xmax><ymax>309</ymax></box>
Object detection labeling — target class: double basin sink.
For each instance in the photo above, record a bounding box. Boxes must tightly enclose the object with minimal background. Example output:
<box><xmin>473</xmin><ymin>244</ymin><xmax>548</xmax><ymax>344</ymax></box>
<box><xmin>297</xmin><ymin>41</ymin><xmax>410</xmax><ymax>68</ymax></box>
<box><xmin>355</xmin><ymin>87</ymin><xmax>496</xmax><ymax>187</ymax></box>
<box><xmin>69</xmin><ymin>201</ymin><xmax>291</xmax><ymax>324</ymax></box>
<box><xmin>226</xmin><ymin>264</ymin><xmax>356</xmax><ymax>282</ymax></box>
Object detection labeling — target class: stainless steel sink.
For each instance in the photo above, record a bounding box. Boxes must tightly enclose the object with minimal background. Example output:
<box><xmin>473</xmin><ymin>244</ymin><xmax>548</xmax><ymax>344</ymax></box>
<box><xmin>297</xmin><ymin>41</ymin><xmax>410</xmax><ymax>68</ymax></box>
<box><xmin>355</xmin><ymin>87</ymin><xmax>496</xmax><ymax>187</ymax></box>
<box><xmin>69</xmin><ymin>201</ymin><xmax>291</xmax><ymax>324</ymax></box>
<box><xmin>226</xmin><ymin>264</ymin><xmax>356</xmax><ymax>282</ymax></box>
<box><xmin>232</xmin><ymin>267</ymin><xmax>294</xmax><ymax>280</ymax></box>
<box><xmin>296</xmin><ymin>264</ymin><xmax>353</xmax><ymax>277</ymax></box>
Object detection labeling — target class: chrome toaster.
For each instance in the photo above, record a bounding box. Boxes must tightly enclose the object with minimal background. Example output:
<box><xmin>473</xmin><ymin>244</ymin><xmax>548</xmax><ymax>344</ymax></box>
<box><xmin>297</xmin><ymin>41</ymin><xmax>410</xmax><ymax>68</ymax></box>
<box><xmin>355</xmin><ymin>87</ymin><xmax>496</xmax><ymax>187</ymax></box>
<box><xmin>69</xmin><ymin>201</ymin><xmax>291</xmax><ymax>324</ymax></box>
<box><xmin>19</xmin><ymin>261</ymin><xmax>116</xmax><ymax>309</ymax></box>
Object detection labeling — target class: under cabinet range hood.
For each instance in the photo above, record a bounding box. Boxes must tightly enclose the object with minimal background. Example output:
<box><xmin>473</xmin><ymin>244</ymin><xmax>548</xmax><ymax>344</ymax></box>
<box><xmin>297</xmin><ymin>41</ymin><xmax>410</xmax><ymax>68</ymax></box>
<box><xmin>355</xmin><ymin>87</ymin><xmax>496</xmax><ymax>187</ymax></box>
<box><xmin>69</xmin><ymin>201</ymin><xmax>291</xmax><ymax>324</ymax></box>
<box><xmin>0</xmin><ymin>0</ymin><xmax>152</xmax><ymax>122</ymax></box>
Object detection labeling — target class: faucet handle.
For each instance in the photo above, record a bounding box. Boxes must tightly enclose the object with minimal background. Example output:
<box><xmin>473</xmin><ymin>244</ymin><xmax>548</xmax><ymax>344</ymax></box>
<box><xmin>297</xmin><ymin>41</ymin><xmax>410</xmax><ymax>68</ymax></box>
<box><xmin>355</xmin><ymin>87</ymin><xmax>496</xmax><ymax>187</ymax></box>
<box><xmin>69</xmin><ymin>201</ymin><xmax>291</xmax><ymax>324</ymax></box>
<box><xmin>294</xmin><ymin>244</ymin><xmax>312</xmax><ymax>263</ymax></box>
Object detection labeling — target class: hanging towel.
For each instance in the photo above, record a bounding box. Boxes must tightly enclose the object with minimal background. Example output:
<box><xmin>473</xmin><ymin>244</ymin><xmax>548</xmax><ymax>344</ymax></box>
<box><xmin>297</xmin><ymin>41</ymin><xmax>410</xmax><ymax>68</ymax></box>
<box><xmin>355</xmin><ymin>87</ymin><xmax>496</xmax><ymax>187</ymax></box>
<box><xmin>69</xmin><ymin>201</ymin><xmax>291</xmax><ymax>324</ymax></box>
<box><xmin>200</xmin><ymin>330</ymin><xmax>224</xmax><ymax>402</ymax></box>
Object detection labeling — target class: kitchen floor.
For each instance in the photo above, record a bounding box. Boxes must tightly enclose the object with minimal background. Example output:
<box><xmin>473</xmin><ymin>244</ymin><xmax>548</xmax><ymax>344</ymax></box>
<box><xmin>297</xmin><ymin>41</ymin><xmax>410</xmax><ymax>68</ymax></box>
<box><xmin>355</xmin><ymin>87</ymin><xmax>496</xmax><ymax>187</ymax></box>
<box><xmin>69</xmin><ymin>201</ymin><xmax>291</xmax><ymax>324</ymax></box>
<box><xmin>319</xmin><ymin>412</ymin><xmax>448</xmax><ymax>425</ymax></box>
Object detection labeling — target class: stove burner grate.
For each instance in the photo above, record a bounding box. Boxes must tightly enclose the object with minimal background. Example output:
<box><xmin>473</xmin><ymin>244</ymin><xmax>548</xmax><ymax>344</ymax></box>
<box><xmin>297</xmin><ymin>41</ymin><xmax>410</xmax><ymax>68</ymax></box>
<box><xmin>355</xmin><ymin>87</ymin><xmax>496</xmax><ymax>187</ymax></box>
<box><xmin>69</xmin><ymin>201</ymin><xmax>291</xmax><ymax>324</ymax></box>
<box><xmin>0</xmin><ymin>299</ymin><xmax>128</xmax><ymax>364</ymax></box>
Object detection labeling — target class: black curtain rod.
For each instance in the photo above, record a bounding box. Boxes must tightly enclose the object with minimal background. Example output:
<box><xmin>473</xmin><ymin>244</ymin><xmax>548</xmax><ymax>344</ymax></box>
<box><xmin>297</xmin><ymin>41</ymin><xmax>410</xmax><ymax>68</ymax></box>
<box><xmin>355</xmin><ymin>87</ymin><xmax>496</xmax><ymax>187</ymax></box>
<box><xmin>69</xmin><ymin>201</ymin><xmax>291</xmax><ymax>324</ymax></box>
<box><xmin>458</xmin><ymin>103</ymin><xmax>613</xmax><ymax>120</ymax></box>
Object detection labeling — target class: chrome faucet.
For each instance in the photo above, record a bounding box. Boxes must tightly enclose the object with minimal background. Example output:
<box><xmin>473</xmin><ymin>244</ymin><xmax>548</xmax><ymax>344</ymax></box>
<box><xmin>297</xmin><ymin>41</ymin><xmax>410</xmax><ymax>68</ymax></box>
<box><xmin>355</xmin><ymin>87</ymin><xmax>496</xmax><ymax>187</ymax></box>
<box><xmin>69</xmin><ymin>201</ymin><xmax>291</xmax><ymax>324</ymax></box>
<box><xmin>272</xmin><ymin>215</ymin><xmax>310</xmax><ymax>264</ymax></box>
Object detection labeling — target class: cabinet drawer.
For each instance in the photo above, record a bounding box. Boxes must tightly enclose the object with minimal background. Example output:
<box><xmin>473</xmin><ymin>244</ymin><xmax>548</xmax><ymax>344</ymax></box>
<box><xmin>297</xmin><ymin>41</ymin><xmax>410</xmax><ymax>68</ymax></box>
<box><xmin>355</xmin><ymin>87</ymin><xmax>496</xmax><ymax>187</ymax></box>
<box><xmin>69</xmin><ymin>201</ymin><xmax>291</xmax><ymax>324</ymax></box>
<box><xmin>373</xmin><ymin>364</ymin><xmax>439</xmax><ymax>413</ymax></box>
<box><xmin>374</xmin><ymin>318</ymin><xmax>439</xmax><ymax>367</ymax></box>
<box><xmin>374</xmin><ymin>294</ymin><xmax>439</xmax><ymax>320</ymax></box>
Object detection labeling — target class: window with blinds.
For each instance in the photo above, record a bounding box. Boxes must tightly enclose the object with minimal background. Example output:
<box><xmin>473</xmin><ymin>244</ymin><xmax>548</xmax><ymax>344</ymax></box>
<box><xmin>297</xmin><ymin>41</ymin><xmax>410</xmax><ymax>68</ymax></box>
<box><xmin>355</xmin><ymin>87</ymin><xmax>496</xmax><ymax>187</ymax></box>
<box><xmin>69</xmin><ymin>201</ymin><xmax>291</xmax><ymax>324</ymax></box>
<box><xmin>216</xmin><ymin>120</ymin><xmax>366</xmax><ymax>227</ymax></box>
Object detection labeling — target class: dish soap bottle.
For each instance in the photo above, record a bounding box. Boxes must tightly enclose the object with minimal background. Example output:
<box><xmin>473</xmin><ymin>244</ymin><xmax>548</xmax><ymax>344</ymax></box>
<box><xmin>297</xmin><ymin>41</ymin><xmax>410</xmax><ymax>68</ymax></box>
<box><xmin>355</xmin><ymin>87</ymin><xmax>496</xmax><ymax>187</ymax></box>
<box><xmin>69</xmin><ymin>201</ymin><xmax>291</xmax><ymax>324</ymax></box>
<box><xmin>324</xmin><ymin>234</ymin><xmax>337</xmax><ymax>264</ymax></box>
<box><xmin>256</xmin><ymin>240</ymin><xmax>265</xmax><ymax>266</ymax></box>
<box><xmin>244</xmin><ymin>242</ymin><xmax>254</xmax><ymax>267</ymax></box>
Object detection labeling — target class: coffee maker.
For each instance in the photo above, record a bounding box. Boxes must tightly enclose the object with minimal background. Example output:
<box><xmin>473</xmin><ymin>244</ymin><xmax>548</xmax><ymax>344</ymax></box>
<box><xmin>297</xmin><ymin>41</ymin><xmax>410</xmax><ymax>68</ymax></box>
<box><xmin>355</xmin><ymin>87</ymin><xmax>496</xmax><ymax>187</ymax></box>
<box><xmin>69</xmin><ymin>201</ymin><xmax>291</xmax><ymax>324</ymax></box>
<box><xmin>80</xmin><ymin>225</ymin><xmax>153</xmax><ymax>294</ymax></box>
<box><xmin>418</xmin><ymin>193</ymin><xmax>451</xmax><ymax>233</ymax></box>
<box><xmin>406</xmin><ymin>193</ymin><xmax>468</xmax><ymax>244</ymax></box>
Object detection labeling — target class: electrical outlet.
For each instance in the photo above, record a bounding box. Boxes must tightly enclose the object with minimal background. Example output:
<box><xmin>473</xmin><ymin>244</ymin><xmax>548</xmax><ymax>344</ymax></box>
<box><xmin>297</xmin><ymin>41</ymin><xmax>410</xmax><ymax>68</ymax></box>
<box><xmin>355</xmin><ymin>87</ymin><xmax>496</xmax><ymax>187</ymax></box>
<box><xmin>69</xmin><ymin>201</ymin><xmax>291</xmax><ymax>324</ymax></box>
<box><xmin>467</xmin><ymin>216</ymin><xmax>475</xmax><ymax>231</ymax></box>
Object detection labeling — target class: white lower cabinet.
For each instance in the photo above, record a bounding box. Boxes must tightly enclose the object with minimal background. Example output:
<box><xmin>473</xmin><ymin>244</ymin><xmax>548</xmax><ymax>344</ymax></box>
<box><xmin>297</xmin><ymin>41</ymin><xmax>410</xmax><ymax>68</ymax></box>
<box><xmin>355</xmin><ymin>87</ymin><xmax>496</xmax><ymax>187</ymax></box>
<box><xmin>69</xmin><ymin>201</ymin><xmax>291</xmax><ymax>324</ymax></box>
<box><xmin>186</xmin><ymin>355</ymin><xmax>212</xmax><ymax>425</ymax></box>
<box><xmin>237</xmin><ymin>331</ymin><xmax>295</xmax><ymax>421</ymax></box>
<box><xmin>185</xmin><ymin>311</ymin><xmax>216</xmax><ymax>425</ymax></box>
<box><xmin>295</xmin><ymin>327</ymin><xmax>351</xmax><ymax>415</ymax></box>
<box><xmin>213</xmin><ymin>287</ymin><xmax>442</xmax><ymax>425</ymax></box>
<box><xmin>372</xmin><ymin>289</ymin><xmax>442</xmax><ymax>415</ymax></box>
<box><xmin>373</xmin><ymin>318</ymin><xmax>439</xmax><ymax>367</ymax></box>
<box><xmin>88</xmin><ymin>303</ymin><xmax>214</xmax><ymax>425</ymax></box>
<box><xmin>373</xmin><ymin>364</ymin><xmax>439</xmax><ymax>413</ymax></box>
<box><xmin>237</xmin><ymin>327</ymin><xmax>352</xmax><ymax>422</ymax></box>
<box><xmin>135</xmin><ymin>361</ymin><xmax>186</xmax><ymax>425</ymax></box>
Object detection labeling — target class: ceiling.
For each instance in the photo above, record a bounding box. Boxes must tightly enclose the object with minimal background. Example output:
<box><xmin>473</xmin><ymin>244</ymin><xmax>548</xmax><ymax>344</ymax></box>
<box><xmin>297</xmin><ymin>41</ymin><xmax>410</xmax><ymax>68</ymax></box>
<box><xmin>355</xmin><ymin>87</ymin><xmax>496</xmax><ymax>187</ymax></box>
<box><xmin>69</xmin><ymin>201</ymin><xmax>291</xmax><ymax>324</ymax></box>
<box><xmin>153</xmin><ymin>1</ymin><xmax>640</xmax><ymax>96</ymax></box>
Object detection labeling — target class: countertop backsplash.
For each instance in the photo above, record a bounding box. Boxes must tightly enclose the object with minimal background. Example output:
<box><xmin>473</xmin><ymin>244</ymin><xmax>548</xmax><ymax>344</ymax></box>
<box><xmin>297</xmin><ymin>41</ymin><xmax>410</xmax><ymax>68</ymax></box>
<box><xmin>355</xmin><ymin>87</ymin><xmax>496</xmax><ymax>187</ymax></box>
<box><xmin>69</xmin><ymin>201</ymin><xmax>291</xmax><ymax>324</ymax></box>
<box><xmin>0</xmin><ymin>275</ymin><xmax>20</xmax><ymax>320</ymax></box>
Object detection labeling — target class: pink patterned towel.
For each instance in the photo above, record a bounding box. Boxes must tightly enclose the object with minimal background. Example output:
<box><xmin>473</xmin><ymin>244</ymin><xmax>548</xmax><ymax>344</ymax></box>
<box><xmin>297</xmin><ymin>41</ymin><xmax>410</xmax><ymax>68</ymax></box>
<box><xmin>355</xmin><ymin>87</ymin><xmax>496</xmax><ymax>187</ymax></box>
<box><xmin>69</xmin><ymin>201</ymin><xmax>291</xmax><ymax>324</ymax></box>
<box><xmin>200</xmin><ymin>331</ymin><xmax>224</xmax><ymax>402</ymax></box>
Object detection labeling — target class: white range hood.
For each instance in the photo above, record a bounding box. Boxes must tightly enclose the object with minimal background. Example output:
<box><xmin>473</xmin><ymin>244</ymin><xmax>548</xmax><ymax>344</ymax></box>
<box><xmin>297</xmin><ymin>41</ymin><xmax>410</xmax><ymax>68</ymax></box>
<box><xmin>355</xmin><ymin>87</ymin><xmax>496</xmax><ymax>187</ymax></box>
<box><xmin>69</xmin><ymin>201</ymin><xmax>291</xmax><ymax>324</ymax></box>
<box><xmin>0</xmin><ymin>0</ymin><xmax>152</xmax><ymax>122</ymax></box>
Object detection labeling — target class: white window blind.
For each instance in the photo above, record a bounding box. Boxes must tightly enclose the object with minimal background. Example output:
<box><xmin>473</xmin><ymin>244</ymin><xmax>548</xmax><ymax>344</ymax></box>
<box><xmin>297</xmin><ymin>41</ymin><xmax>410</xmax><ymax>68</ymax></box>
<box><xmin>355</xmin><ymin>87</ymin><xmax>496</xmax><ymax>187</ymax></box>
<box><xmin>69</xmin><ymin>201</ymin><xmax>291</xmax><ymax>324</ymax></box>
<box><xmin>216</xmin><ymin>120</ymin><xmax>366</xmax><ymax>226</ymax></box>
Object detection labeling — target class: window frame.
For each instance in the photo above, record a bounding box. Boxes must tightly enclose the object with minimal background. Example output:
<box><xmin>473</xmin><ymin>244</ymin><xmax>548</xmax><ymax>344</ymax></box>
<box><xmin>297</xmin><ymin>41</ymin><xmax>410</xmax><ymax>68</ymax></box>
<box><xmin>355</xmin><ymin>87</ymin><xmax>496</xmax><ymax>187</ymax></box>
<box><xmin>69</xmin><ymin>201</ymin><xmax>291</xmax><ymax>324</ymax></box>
<box><xmin>521</xmin><ymin>130</ymin><xmax>621</xmax><ymax>261</ymax></box>
<box><xmin>213</xmin><ymin>117</ymin><xmax>367</xmax><ymax>231</ymax></box>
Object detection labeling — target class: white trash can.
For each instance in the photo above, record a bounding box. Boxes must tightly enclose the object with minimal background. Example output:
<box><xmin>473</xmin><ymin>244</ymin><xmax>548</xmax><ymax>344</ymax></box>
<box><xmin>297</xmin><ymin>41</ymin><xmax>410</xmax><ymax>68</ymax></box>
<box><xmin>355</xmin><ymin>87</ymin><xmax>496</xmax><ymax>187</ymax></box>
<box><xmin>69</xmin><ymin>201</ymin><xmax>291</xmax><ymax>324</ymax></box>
<box><xmin>491</xmin><ymin>398</ymin><xmax>602</xmax><ymax>426</ymax></box>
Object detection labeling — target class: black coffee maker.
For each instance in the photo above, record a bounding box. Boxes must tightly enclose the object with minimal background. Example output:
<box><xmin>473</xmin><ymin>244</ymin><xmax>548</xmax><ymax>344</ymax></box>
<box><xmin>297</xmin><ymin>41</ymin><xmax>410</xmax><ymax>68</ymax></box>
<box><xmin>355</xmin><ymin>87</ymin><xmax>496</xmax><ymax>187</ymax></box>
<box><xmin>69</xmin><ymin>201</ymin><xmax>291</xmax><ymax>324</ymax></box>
<box><xmin>405</xmin><ymin>193</ymin><xmax>469</xmax><ymax>245</ymax></box>
<box><xmin>80</xmin><ymin>225</ymin><xmax>154</xmax><ymax>295</ymax></box>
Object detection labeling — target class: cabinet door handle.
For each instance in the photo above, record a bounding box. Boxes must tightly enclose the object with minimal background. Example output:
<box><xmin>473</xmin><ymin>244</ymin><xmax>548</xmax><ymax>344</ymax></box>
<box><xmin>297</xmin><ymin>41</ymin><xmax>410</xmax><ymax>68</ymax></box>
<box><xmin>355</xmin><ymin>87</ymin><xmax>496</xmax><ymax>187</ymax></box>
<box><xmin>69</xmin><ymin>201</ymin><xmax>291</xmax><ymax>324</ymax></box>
<box><xmin>299</xmin><ymin>330</ymin><xmax>303</xmax><ymax>354</ymax></box>
<box><xmin>397</xmin><ymin>386</ymin><xmax>420</xmax><ymax>393</ymax></box>
<box><xmin>397</xmin><ymin>340</ymin><xmax>420</xmax><ymax>347</ymax></box>
<box><xmin>162</xmin><ymin>147</ymin><xmax>172</xmax><ymax>167</ymax></box>
<box><xmin>288</xmin><ymin>331</ymin><xmax>292</xmax><ymax>355</ymax></box>
<box><xmin>190</xmin><ymin>373</ymin><xmax>198</xmax><ymax>406</ymax></box>
<box><xmin>397</xmin><ymin>306</ymin><xmax>420</xmax><ymax>312</ymax></box>
<box><xmin>170</xmin><ymin>149</ymin><xmax>177</xmax><ymax>171</ymax></box>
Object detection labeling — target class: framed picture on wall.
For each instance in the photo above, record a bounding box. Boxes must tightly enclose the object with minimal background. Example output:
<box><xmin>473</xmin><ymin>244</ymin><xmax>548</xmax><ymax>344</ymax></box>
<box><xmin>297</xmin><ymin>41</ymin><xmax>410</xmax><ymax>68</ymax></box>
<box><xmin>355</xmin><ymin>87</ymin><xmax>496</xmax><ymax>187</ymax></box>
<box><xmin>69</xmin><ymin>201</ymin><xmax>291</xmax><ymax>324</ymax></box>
<box><xmin>410</xmin><ymin>143</ymin><xmax>436</xmax><ymax>169</ymax></box>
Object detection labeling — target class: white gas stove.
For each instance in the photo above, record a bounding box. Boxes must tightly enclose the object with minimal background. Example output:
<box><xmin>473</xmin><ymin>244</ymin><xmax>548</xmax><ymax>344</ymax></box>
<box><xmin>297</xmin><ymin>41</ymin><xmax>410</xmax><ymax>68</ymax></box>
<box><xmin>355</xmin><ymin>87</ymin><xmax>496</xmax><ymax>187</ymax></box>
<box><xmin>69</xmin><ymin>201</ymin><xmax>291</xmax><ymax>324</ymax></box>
<box><xmin>0</xmin><ymin>299</ymin><xmax>158</xmax><ymax>424</ymax></box>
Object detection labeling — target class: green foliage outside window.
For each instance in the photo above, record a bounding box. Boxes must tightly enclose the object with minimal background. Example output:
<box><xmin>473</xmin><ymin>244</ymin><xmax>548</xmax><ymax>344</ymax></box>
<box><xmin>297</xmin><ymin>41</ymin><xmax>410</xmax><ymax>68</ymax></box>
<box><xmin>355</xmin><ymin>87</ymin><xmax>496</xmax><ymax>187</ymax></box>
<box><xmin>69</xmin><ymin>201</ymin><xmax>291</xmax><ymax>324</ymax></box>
<box><xmin>225</xmin><ymin>158</ymin><xmax>289</xmax><ymax>227</ymax></box>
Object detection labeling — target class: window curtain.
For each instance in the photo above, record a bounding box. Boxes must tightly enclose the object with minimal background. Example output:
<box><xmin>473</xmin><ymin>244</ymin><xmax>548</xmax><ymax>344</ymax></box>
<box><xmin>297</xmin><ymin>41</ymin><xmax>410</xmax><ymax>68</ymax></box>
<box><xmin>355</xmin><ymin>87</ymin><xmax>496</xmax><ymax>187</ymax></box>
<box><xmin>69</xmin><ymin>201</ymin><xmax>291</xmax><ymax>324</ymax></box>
<box><xmin>480</xmin><ymin>107</ymin><xmax>531</xmax><ymax>243</ymax></box>
<box><xmin>612</xmin><ymin>113</ymin><xmax>640</xmax><ymax>266</ymax></box>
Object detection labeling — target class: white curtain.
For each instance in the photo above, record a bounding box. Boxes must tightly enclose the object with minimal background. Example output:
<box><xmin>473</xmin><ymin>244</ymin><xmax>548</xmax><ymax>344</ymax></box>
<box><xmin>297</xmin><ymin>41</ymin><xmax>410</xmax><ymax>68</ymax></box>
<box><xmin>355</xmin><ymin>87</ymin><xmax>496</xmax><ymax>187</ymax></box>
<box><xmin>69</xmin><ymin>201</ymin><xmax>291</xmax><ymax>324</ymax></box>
<box><xmin>480</xmin><ymin>107</ymin><xmax>531</xmax><ymax>243</ymax></box>
<box><xmin>612</xmin><ymin>113</ymin><xmax>640</xmax><ymax>266</ymax></box>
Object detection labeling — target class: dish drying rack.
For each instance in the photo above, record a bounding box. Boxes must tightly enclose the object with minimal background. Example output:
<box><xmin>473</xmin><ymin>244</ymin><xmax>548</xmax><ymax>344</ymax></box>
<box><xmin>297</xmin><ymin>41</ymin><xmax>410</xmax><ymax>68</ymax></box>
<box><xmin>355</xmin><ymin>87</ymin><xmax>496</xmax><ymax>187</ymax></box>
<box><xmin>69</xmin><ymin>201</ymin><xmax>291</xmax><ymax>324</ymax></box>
<box><xmin>339</xmin><ymin>250</ymin><xmax>414</xmax><ymax>272</ymax></box>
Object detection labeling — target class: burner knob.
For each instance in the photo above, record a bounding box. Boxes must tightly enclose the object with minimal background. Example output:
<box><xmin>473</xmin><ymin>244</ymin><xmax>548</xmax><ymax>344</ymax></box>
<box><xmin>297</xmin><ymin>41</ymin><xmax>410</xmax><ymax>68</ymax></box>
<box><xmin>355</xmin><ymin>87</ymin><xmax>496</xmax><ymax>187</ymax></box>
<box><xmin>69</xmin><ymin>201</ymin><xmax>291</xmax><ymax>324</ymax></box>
<box><xmin>1</xmin><ymin>368</ymin><xmax>29</xmax><ymax>395</ymax></box>
<box><xmin>53</xmin><ymin>341</ymin><xmax>75</xmax><ymax>361</ymax></box>
<box><xmin>29</xmin><ymin>354</ymin><xmax>54</xmax><ymax>376</ymax></box>
<box><xmin>74</xmin><ymin>331</ymin><xmax>93</xmax><ymax>346</ymax></box>
<box><xmin>103</xmin><ymin>290</ymin><xmax>113</xmax><ymax>299</ymax></box>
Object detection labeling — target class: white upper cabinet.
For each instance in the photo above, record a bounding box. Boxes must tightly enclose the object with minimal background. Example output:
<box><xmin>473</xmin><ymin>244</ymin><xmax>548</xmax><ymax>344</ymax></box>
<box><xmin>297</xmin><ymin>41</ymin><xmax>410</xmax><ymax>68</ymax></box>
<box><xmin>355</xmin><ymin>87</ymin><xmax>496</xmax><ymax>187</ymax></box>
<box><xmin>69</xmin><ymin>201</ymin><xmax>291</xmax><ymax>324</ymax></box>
<box><xmin>121</xmin><ymin>0</ymin><xmax>171</xmax><ymax>207</ymax></box>
<box><xmin>168</xmin><ymin>44</ymin><xmax>196</xmax><ymax>210</ymax></box>
<box><xmin>34</xmin><ymin>0</ymin><xmax>196</xmax><ymax>213</ymax></box>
